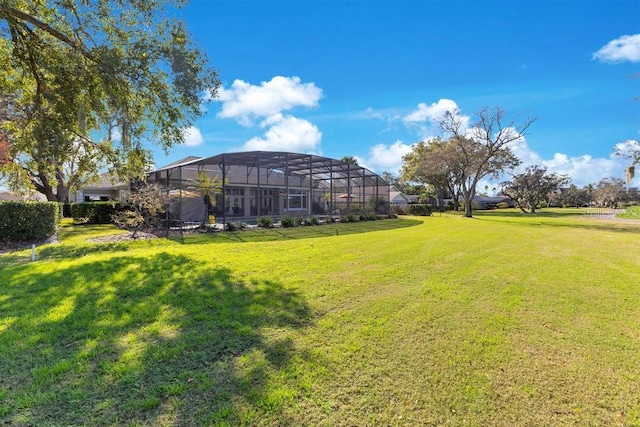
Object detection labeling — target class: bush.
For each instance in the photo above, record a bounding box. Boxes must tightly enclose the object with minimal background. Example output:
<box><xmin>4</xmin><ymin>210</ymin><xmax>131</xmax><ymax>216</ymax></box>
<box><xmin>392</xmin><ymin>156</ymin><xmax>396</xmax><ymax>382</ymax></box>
<box><xmin>308</xmin><ymin>216</ymin><xmax>320</xmax><ymax>225</ymax></box>
<box><xmin>391</xmin><ymin>204</ymin><xmax>409</xmax><ymax>215</ymax></box>
<box><xmin>71</xmin><ymin>202</ymin><xmax>122</xmax><ymax>224</ymax></box>
<box><xmin>280</xmin><ymin>215</ymin><xmax>295</xmax><ymax>228</ymax></box>
<box><xmin>112</xmin><ymin>184</ymin><xmax>168</xmax><ymax>237</ymax></box>
<box><xmin>224</xmin><ymin>221</ymin><xmax>246</xmax><ymax>231</ymax></box>
<box><xmin>280</xmin><ymin>215</ymin><xmax>296</xmax><ymax>228</ymax></box>
<box><xmin>62</xmin><ymin>203</ymin><xmax>72</xmax><ymax>218</ymax></box>
<box><xmin>0</xmin><ymin>201</ymin><xmax>59</xmax><ymax>241</ymax></box>
<box><xmin>359</xmin><ymin>212</ymin><xmax>378</xmax><ymax>221</ymax></box>
<box><xmin>257</xmin><ymin>216</ymin><xmax>274</xmax><ymax>228</ymax></box>
<box><xmin>340</xmin><ymin>214</ymin><xmax>358</xmax><ymax>223</ymax></box>
<box><xmin>408</xmin><ymin>204</ymin><xmax>432</xmax><ymax>216</ymax></box>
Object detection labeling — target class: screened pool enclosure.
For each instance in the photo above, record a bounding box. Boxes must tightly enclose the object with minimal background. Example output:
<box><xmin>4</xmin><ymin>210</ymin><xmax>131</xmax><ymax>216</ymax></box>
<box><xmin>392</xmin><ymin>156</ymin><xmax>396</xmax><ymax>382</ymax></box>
<box><xmin>147</xmin><ymin>151</ymin><xmax>391</xmax><ymax>226</ymax></box>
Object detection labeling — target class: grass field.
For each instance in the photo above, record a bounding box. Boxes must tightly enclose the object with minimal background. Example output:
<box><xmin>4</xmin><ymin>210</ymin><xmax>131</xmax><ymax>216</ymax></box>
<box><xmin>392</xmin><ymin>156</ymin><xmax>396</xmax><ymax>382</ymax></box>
<box><xmin>1</xmin><ymin>210</ymin><xmax>639</xmax><ymax>426</ymax></box>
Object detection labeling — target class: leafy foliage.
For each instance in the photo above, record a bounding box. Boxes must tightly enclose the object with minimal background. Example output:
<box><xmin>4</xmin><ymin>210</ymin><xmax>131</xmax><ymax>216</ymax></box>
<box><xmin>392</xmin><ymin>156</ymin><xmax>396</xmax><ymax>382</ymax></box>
<box><xmin>408</xmin><ymin>204</ymin><xmax>432</xmax><ymax>216</ymax></box>
<box><xmin>256</xmin><ymin>216</ymin><xmax>274</xmax><ymax>228</ymax></box>
<box><xmin>592</xmin><ymin>177</ymin><xmax>627</xmax><ymax>208</ymax></box>
<box><xmin>189</xmin><ymin>171</ymin><xmax>225</xmax><ymax>217</ymax></box>
<box><xmin>112</xmin><ymin>183</ymin><xmax>168</xmax><ymax>238</ymax></box>
<box><xmin>402</xmin><ymin>137</ymin><xmax>459</xmax><ymax>212</ymax></box>
<box><xmin>501</xmin><ymin>166</ymin><xmax>569</xmax><ymax>213</ymax></box>
<box><xmin>0</xmin><ymin>201</ymin><xmax>58</xmax><ymax>241</ymax></box>
<box><xmin>0</xmin><ymin>1</ymin><xmax>220</xmax><ymax>201</ymax></box>
<box><xmin>70</xmin><ymin>202</ymin><xmax>122</xmax><ymax>224</ymax></box>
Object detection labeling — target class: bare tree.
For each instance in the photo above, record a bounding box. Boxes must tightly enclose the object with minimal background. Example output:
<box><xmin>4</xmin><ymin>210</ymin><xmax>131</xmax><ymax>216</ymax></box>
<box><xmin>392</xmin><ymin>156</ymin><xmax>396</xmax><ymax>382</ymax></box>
<box><xmin>437</xmin><ymin>107</ymin><xmax>535</xmax><ymax>217</ymax></box>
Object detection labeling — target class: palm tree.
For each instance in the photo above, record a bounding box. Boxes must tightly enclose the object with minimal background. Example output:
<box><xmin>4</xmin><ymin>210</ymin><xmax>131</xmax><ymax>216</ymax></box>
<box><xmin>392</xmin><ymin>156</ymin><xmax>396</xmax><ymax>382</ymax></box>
<box><xmin>191</xmin><ymin>171</ymin><xmax>225</xmax><ymax>222</ymax></box>
<box><xmin>340</xmin><ymin>155</ymin><xmax>358</xmax><ymax>165</ymax></box>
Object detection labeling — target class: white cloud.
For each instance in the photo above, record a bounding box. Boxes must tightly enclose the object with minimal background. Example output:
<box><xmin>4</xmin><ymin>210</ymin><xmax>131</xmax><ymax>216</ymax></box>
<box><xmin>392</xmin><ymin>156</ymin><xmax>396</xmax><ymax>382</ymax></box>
<box><xmin>403</xmin><ymin>99</ymin><xmax>465</xmax><ymax>124</ymax></box>
<box><xmin>593</xmin><ymin>34</ymin><xmax>640</xmax><ymax>63</ymax></box>
<box><xmin>402</xmin><ymin>99</ymin><xmax>472</xmax><ymax>141</ymax></box>
<box><xmin>361</xmin><ymin>140</ymin><xmax>413</xmax><ymax>174</ymax></box>
<box><xmin>217</xmin><ymin>76</ymin><xmax>322</xmax><ymax>125</ymax></box>
<box><xmin>182</xmin><ymin>126</ymin><xmax>204</xmax><ymax>147</ymax></box>
<box><xmin>508</xmin><ymin>139</ymin><xmax>637</xmax><ymax>187</ymax></box>
<box><xmin>241</xmin><ymin>114</ymin><xmax>322</xmax><ymax>153</ymax></box>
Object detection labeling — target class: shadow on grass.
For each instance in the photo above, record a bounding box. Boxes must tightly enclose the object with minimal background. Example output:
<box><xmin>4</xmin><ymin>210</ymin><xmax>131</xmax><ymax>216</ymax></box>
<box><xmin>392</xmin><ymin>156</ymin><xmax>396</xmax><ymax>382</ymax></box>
<box><xmin>473</xmin><ymin>210</ymin><xmax>640</xmax><ymax>234</ymax></box>
<box><xmin>0</xmin><ymin>252</ymin><xmax>316</xmax><ymax>425</ymax></box>
<box><xmin>170</xmin><ymin>218</ymin><xmax>424</xmax><ymax>245</ymax></box>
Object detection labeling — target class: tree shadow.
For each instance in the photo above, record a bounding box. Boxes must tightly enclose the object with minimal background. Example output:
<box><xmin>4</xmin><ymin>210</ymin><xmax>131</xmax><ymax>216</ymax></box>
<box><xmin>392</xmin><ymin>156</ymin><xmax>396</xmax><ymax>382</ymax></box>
<box><xmin>0</xmin><ymin>252</ymin><xmax>317</xmax><ymax>425</ymax></box>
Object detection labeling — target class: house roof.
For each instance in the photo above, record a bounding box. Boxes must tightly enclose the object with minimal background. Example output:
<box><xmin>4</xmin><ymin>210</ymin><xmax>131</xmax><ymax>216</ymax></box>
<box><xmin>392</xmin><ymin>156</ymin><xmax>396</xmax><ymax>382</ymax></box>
<box><xmin>82</xmin><ymin>173</ymin><xmax>127</xmax><ymax>191</ymax></box>
<box><xmin>0</xmin><ymin>191</ymin><xmax>22</xmax><ymax>201</ymax></box>
<box><xmin>389</xmin><ymin>191</ymin><xmax>409</xmax><ymax>203</ymax></box>
<box><xmin>0</xmin><ymin>191</ymin><xmax>46</xmax><ymax>201</ymax></box>
<box><xmin>156</xmin><ymin>156</ymin><xmax>203</xmax><ymax>171</ymax></box>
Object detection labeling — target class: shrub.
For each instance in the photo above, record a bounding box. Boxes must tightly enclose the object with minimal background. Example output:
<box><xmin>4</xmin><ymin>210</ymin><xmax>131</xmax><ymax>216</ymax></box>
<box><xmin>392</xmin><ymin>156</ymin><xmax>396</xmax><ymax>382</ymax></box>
<box><xmin>340</xmin><ymin>213</ymin><xmax>358</xmax><ymax>223</ymax></box>
<box><xmin>257</xmin><ymin>216</ymin><xmax>274</xmax><ymax>228</ymax></box>
<box><xmin>62</xmin><ymin>203</ymin><xmax>72</xmax><ymax>218</ymax></box>
<box><xmin>112</xmin><ymin>184</ymin><xmax>168</xmax><ymax>238</ymax></box>
<box><xmin>408</xmin><ymin>204</ymin><xmax>432</xmax><ymax>216</ymax></box>
<box><xmin>0</xmin><ymin>201</ymin><xmax>59</xmax><ymax>241</ymax></box>
<box><xmin>308</xmin><ymin>216</ymin><xmax>320</xmax><ymax>225</ymax></box>
<box><xmin>280</xmin><ymin>215</ymin><xmax>295</xmax><ymax>228</ymax></box>
<box><xmin>391</xmin><ymin>204</ymin><xmax>408</xmax><ymax>216</ymax></box>
<box><xmin>360</xmin><ymin>212</ymin><xmax>378</xmax><ymax>221</ymax></box>
<box><xmin>224</xmin><ymin>221</ymin><xmax>246</xmax><ymax>231</ymax></box>
<box><xmin>71</xmin><ymin>202</ymin><xmax>122</xmax><ymax>224</ymax></box>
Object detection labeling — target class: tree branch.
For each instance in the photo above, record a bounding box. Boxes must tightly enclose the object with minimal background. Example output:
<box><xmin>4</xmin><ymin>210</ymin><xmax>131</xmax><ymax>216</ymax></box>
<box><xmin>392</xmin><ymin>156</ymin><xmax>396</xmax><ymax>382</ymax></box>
<box><xmin>0</xmin><ymin>4</ymin><xmax>95</xmax><ymax>61</ymax></box>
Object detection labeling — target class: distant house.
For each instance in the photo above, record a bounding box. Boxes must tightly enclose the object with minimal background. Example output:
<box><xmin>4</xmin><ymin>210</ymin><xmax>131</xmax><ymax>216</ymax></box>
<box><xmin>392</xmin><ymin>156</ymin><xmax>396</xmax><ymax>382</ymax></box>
<box><xmin>0</xmin><ymin>191</ymin><xmax>22</xmax><ymax>201</ymax></box>
<box><xmin>72</xmin><ymin>174</ymin><xmax>127</xmax><ymax>203</ymax></box>
<box><xmin>472</xmin><ymin>195</ymin><xmax>514</xmax><ymax>209</ymax></box>
<box><xmin>389</xmin><ymin>186</ymin><xmax>410</xmax><ymax>204</ymax></box>
<box><xmin>73</xmin><ymin>156</ymin><xmax>202</xmax><ymax>203</ymax></box>
<box><xmin>0</xmin><ymin>191</ymin><xmax>46</xmax><ymax>201</ymax></box>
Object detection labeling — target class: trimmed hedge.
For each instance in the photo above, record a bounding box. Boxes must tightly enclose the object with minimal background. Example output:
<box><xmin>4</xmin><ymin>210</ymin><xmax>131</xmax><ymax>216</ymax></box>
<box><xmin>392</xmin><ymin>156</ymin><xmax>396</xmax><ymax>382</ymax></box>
<box><xmin>0</xmin><ymin>201</ymin><xmax>59</xmax><ymax>241</ymax></box>
<box><xmin>70</xmin><ymin>202</ymin><xmax>123</xmax><ymax>224</ymax></box>
<box><xmin>408</xmin><ymin>204</ymin><xmax>432</xmax><ymax>216</ymax></box>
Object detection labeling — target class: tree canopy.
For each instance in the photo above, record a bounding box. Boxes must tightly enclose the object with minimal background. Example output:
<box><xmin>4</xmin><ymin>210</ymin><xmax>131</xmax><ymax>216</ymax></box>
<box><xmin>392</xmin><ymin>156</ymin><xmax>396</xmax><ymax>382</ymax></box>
<box><xmin>0</xmin><ymin>0</ymin><xmax>220</xmax><ymax>201</ymax></box>
<box><xmin>501</xmin><ymin>165</ymin><xmax>569</xmax><ymax>213</ymax></box>
<box><xmin>401</xmin><ymin>137</ymin><xmax>460</xmax><ymax>212</ymax></box>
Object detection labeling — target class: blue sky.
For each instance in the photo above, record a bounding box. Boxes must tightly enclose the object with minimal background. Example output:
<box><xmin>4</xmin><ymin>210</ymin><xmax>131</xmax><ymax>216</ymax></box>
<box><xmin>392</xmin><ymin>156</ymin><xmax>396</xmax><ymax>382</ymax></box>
<box><xmin>156</xmin><ymin>0</ymin><xmax>640</xmax><ymax>187</ymax></box>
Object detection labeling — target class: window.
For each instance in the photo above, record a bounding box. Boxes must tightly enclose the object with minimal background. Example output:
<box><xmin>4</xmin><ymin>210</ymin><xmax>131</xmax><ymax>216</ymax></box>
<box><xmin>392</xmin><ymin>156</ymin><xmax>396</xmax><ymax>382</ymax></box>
<box><xmin>287</xmin><ymin>189</ymin><xmax>307</xmax><ymax>209</ymax></box>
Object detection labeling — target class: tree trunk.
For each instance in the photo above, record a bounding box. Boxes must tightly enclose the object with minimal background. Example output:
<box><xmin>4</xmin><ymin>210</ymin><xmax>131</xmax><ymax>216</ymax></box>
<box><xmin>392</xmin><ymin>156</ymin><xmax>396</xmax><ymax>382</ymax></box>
<box><xmin>462</xmin><ymin>190</ymin><xmax>473</xmax><ymax>217</ymax></box>
<box><xmin>462</xmin><ymin>182</ymin><xmax>476</xmax><ymax>218</ymax></box>
<box><xmin>436</xmin><ymin>189</ymin><xmax>445</xmax><ymax>213</ymax></box>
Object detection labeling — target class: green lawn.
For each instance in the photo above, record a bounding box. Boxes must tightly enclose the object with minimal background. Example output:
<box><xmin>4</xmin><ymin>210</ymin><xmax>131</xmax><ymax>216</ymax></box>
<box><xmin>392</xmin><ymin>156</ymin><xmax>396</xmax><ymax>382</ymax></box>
<box><xmin>1</xmin><ymin>211</ymin><xmax>639</xmax><ymax>426</ymax></box>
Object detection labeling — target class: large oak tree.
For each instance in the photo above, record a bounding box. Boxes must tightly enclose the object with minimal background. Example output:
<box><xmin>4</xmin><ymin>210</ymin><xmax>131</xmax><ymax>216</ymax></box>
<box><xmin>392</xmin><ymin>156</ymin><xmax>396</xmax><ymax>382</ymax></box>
<box><xmin>501</xmin><ymin>165</ymin><xmax>569</xmax><ymax>213</ymax></box>
<box><xmin>0</xmin><ymin>0</ymin><xmax>220</xmax><ymax>201</ymax></box>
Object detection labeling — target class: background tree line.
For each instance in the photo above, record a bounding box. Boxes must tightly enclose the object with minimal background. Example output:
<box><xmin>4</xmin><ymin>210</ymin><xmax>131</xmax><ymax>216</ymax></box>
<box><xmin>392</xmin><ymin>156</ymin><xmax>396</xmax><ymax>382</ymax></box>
<box><xmin>385</xmin><ymin>108</ymin><xmax>640</xmax><ymax>216</ymax></box>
